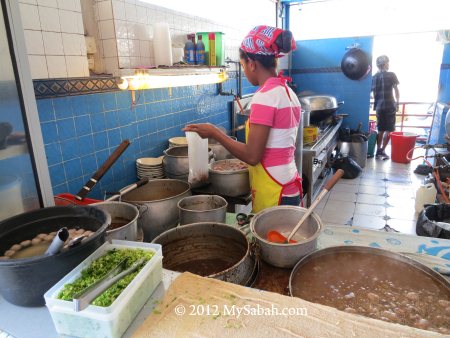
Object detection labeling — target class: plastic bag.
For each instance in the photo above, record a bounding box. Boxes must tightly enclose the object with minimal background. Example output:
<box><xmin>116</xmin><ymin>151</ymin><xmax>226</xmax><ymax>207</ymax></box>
<box><xmin>186</xmin><ymin>131</ymin><xmax>209</xmax><ymax>187</ymax></box>
<box><xmin>331</xmin><ymin>155</ymin><xmax>362</xmax><ymax>179</ymax></box>
<box><xmin>416</xmin><ymin>203</ymin><xmax>450</xmax><ymax>239</ymax></box>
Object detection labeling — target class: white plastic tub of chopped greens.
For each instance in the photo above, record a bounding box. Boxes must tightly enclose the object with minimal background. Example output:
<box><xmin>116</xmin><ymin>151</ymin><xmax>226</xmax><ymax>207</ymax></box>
<box><xmin>44</xmin><ymin>240</ymin><xmax>162</xmax><ymax>338</ymax></box>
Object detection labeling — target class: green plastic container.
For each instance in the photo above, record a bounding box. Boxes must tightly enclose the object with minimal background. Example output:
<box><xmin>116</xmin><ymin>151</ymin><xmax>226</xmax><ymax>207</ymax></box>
<box><xmin>367</xmin><ymin>131</ymin><xmax>377</xmax><ymax>158</ymax></box>
<box><xmin>196</xmin><ymin>32</ymin><xmax>225</xmax><ymax>66</ymax></box>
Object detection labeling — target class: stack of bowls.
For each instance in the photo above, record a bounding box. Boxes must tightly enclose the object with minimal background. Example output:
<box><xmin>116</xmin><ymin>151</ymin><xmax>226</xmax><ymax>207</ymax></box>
<box><xmin>136</xmin><ymin>156</ymin><xmax>165</xmax><ymax>180</ymax></box>
<box><xmin>169</xmin><ymin>137</ymin><xmax>187</xmax><ymax>148</ymax></box>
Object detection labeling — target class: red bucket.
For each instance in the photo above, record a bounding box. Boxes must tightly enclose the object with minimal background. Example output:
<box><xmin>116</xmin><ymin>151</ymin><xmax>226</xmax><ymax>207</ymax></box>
<box><xmin>54</xmin><ymin>193</ymin><xmax>102</xmax><ymax>206</ymax></box>
<box><xmin>390</xmin><ymin>132</ymin><xmax>417</xmax><ymax>163</ymax></box>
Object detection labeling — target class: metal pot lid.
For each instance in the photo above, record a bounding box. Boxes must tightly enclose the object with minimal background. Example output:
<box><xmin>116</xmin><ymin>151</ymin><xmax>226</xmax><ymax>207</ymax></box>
<box><xmin>298</xmin><ymin>95</ymin><xmax>338</xmax><ymax>111</ymax></box>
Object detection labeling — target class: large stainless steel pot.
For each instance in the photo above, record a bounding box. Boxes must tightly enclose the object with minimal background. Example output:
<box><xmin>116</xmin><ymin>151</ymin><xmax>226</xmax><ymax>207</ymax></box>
<box><xmin>209</xmin><ymin>159</ymin><xmax>250</xmax><ymax>197</ymax></box>
<box><xmin>178</xmin><ymin>195</ymin><xmax>227</xmax><ymax>225</ymax></box>
<box><xmin>298</xmin><ymin>95</ymin><xmax>343</xmax><ymax>124</ymax></box>
<box><xmin>163</xmin><ymin>146</ymin><xmax>189</xmax><ymax>177</ymax></box>
<box><xmin>152</xmin><ymin>222</ymin><xmax>256</xmax><ymax>286</ymax></box>
<box><xmin>122</xmin><ymin>179</ymin><xmax>191</xmax><ymax>241</ymax></box>
<box><xmin>250</xmin><ymin>205</ymin><xmax>322</xmax><ymax>268</ymax></box>
<box><xmin>93</xmin><ymin>201</ymin><xmax>139</xmax><ymax>241</ymax></box>
<box><xmin>209</xmin><ymin>136</ymin><xmax>237</xmax><ymax>160</ymax></box>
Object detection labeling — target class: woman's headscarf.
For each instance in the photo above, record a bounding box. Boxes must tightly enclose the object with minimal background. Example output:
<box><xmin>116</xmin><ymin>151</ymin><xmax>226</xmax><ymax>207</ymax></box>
<box><xmin>240</xmin><ymin>26</ymin><xmax>296</xmax><ymax>58</ymax></box>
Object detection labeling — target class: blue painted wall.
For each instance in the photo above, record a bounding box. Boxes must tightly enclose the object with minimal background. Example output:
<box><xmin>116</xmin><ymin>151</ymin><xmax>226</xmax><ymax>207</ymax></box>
<box><xmin>37</xmin><ymin>73</ymin><xmax>257</xmax><ymax>199</ymax></box>
<box><xmin>290</xmin><ymin>36</ymin><xmax>374</xmax><ymax>131</ymax></box>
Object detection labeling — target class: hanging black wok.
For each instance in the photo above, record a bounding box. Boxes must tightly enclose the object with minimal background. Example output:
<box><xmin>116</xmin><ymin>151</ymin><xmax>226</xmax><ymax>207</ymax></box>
<box><xmin>341</xmin><ymin>48</ymin><xmax>370</xmax><ymax>80</ymax></box>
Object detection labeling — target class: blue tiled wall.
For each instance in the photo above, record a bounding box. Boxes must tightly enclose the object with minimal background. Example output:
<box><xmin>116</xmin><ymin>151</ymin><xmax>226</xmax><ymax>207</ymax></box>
<box><xmin>37</xmin><ymin>73</ymin><xmax>257</xmax><ymax>199</ymax></box>
<box><xmin>438</xmin><ymin>44</ymin><xmax>450</xmax><ymax>104</ymax></box>
<box><xmin>291</xmin><ymin>36</ymin><xmax>374</xmax><ymax>131</ymax></box>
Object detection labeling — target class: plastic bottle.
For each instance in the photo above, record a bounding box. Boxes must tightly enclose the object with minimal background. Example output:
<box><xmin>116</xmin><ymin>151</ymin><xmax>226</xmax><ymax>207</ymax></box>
<box><xmin>415</xmin><ymin>183</ymin><xmax>437</xmax><ymax>213</ymax></box>
<box><xmin>184</xmin><ymin>34</ymin><xmax>196</xmax><ymax>65</ymax></box>
<box><xmin>195</xmin><ymin>35</ymin><xmax>205</xmax><ymax>65</ymax></box>
<box><xmin>208</xmin><ymin>33</ymin><xmax>216</xmax><ymax>66</ymax></box>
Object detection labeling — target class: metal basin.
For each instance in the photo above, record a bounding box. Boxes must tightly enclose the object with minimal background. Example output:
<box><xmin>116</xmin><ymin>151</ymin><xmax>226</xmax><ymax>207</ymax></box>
<box><xmin>122</xmin><ymin>179</ymin><xmax>191</xmax><ymax>241</ymax></box>
<box><xmin>152</xmin><ymin>222</ymin><xmax>255</xmax><ymax>286</ymax></box>
<box><xmin>250</xmin><ymin>206</ymin><xmax>322</xmax><ymax>268</ymax></box>
<box><xmin>178</xmin><ymin>195</ymin><xmax>227</xmax><ymax>225</ymax></box>
<box><xmin>209</xmin><ymin>159</ymin><xmax>250</xmax><ymax>197</ymax></box>
<box><xmin>92</xmin><ymin>201</ymin><xmax>139</xmax><ymax>241</ymax></box>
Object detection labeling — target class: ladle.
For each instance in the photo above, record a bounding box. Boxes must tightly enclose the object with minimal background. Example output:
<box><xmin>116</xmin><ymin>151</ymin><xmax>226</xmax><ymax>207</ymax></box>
<box><xmin>267</xmin><ymin>169</ymin><xmax>344</xmax><ymax>244</ymax></box>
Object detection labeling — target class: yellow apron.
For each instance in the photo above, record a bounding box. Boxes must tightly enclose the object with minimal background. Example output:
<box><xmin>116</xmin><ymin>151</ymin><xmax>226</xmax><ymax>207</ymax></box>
<box><xmin>245</xmin><ymin>121</ymin><xmax>302</xmax><ymax>213</ymax></box>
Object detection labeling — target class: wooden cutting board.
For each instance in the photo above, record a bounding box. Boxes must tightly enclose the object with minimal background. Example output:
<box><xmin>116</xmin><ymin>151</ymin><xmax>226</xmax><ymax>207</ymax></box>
<box><xmin>132</xmin><ymin>273</ymin><xmax>442</xmax><ymax>338</ymax></box>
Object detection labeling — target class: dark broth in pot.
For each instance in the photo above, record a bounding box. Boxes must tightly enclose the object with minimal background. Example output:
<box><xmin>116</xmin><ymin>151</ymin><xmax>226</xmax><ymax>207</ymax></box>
<box><xmin>291</xmin><ymin>251</ymin><xmax>450</xmax><ymax>334</ymax></box>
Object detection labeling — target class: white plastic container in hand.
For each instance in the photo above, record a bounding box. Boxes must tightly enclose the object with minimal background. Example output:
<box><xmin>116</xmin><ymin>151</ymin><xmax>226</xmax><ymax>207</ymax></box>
<box><xmin>44</xmin><ymin>240</ymin><xmax>162</xmax><ymax>338</ymax></box>
<box><xmin>414</xmin><ymin>183</ymin><xmax>437</xmax><ymax>213</ymax></box>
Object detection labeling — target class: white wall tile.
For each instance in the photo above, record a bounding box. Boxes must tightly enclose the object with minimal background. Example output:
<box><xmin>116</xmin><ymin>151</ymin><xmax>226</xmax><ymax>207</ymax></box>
<box><xmin>135</xmin><ymin>24</ymin><xmax>147</xmax><ymax>40</ymax></box>
<box><xmin>19</xmin><ymin>4</ymin><xmax>41</xmax><ymax>30</ymax></box>
<box><xmin>42</xmin><ymin>31</ymin><xmax>64</xmax><ymax>55</ymax></box>
<box><xmin>127</xmin><ymin>22</ymin><xmax>137</xmax><ymax>39</ymax></box>
<box><xmin>118</xmin><ymin>56</ymin><xmax>130</xmax><ymax>68</ymax></box>
<box><xmin>74</xmin><ymin>0</ymin><xmax>81</xmax><ymax>12</ymax></box>
<box><xmin>128</xmin><ymin>39</ymin><xmax>139</xmax><ymax>57</ymax></box>
<box><xmin>59</xmin><ymin>10</ymin><xmax>79</xmax><ymax>33</ymax></box>
<box><xmin>124</xmin><ymin>2</ymin><xmax>137</xmax><ymax>22</ymax></box>
<box><xmin>136</xmin><ymin>6</ymin><xmax>146</xmax><ymax>24</ymax></box>
<box><xmin>37</xmin><ymin>0</ymin><xmax>57</xmax><ymax>7</ymax></box>
<box><xmin>62</xmin><ymin>33</ymin><xmax>86</xmax><ymax>55</ymax></box>
<box><xmin>139</xmin><ymin>40</ymin><xmax>150</xmax><ymax>57</ymax></box>
<box><xmin>103</xmin><ymin>57</ymin><xmax>118</xmax><ymax>74</ymax></box>
<box><xmin>114</xmin><ymin>20</ymin><xmax>128</xmax><ymax>39</ymax></box>
<box><xmin>124</xmin><ymin>0</ymin><xmax>135</xmax><ymax>4</ymax></box>
<box><xmin>38</xmin><ymin>6</ymin><xmax>60</xmax><ymax>31</ymax></box>
<box><xmin>116</xmin><ymin>38</ymin><xmax>129</xmax><ymax>56</ymax></box>
<box><xmin>57</xmin><ymin>0</ymin><xmax>77</xmax><ymax>11</ymax></box>
<box><xmin>46</xmin><ymin>55</ymin><xmax>67</xmax><ymax>78</ymax></box>
<box><xmin>65</xmin><ymin>55</ymin><xmax>88</xmax><ymax>77</ymax></box>
<box><xmin>111</xmin><ymin>0</ymin><xmax>125</xmax><ymax>20</ymax></box>
<box><xmin>24</xmin><ymin>30</ymin><xmax>44</xmax><ymax>55</ymax></box>
<box><xmin>28</xmin><ymin>55</ymin><xmax>48</xmax><ymax>78</ymax></box>
<box><xmin>19</xmin><ymin>0</ymin><xmax>37</xmax><ymax>5</ymax></box>
<box><xmin>130</xmin><ymin>56</ymin><xmax>140</xmax><ymax>68</ymax></box>
<box><xmin>99</xmin><ymin>19</ymin><xmax>115</xmax><ymax>39</ymax></box>
<box><xmin>97</xmin><ymin>0</ymin><xmax>113</xmax><ymax>20</ymax></box>
<box><xmin>75</xmin><ymin>12</ymin><xmax>84</xmax><ymax>34</ymax></box>
<box><xmin>102</xmin><ymin>39</ymin><xmax>118</xmax><ymax>57</ymax></box>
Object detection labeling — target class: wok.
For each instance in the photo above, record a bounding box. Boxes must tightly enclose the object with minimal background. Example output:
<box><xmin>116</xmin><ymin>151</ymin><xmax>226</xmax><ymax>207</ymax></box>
<box><xmin>341</xmin><ymin>47</ymin><xmax>370</xmax><ymax>80</ymax></box>
<box><xmin>299</xmin><ymin>95</ymin><xmax>344</xmax><ymax>124</ymax></box>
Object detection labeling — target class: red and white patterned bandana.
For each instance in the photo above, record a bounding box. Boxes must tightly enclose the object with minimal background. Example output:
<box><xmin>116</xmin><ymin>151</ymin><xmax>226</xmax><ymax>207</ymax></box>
<box><xmin>240</xmin><ymin>26</ymin><xmax>296</xmax><ymax>58</ymax></box>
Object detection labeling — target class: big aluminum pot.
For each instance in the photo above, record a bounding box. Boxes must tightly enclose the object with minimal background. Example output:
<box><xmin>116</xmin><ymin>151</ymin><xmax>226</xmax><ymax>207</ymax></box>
<box><xmin>152</xmin><ymin>222</ymin><xmax>256</xmax><ymax>286</ymax></box>
<box><xmin>92</xmin><ymin>201</ymin><xmax>139</xmax><ymax>241</ymax></box>
<box><xmin>178</xmin><ymin>195</ymin><xmax>227</xmax><ymax>225</ymax></box>
<box><xmin>163</xmin><ymin>146</ymin><xmax>189</xmax><ymax>177</ymax></box>
<box><xmin>209</xmin><ymin>136</ymin><xmax>237</xmax><ymax>160</ymax></box>
<box><xmin>299</xmin><ymin>95</ymin><xmax>343</xmax><ymax>124</ymax></box>
<box><xmin>250</xmin><ymin>205</ymin><xmax>322</xmax><ymax>268</ymax></box>
<box><xmin>122</xmin><ymin>179</ymin><xmax>191</xmax><ymax>242</ymax></box>
<box><xmin>209</xmin><ymin>159</ymin><xmax>250</xmax><ymax>197</ymax></box>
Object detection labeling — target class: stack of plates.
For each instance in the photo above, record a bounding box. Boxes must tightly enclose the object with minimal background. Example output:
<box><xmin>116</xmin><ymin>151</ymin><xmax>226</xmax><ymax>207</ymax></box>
<box><xmin>136</xmin><ymin>156</ymin><xmax>165</xmax><ymax>180</ymax></box>
<box><xmin>169</xmin><ymin>137</ymin><xmax>187</xmax><ymax>148</ymax></box>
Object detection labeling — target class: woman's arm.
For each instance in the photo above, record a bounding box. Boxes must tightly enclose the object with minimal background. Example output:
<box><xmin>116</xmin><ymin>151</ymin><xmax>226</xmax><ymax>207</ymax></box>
<box><xmin>183</xmin><ymin>123</ymin><xmax>270</xmax><ymax>166</ymax></box>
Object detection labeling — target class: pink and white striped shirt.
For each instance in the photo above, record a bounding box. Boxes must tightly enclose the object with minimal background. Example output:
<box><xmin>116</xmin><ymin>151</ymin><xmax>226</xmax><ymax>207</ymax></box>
<box><xmin>249</xmin><ymin>77</ymin><xmax>301</xmax><ymax>195</ymax></box>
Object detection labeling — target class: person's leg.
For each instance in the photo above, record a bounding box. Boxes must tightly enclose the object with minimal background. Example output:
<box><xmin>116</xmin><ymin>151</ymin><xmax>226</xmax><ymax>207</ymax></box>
<box><xmin>381</xmin><ymin>131</ymin><xmax>391</xmax><ymax>150</ymax></box>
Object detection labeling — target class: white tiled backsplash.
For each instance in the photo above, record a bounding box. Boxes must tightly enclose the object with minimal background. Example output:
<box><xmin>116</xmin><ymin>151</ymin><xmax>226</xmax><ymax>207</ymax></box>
<box><xmin>18</xmin><ymin>0</ymin><xmax>88</xmax><ymax>79</ymax></box>
<box><xmin>19</xmin><ymin>0</ymin><xmax>246</xmax><ymax>79</ymax></box>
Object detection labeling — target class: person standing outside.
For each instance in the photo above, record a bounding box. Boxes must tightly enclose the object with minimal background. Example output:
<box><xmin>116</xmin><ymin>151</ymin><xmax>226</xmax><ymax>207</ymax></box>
<box><xmin>372</xmin><ymin>55</ymin><xmax>400</xmax><ymax>160</ymax></box>
<box><xmin>184</xmin><ymin>26</ymin><xmax>302</xmax><ymax>213</ymax></box>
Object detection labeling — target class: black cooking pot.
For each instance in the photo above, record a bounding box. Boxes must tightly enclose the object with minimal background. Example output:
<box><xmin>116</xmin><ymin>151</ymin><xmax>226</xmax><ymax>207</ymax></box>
<box><xmin>341</xmin><ymin>48</ymin><xmax>370</xmax><ymax>80</ymax></box>
<box><xmin>0</xmin><ymin>206</ymin><xmax>110</xmax><ymax>307</ymax></box>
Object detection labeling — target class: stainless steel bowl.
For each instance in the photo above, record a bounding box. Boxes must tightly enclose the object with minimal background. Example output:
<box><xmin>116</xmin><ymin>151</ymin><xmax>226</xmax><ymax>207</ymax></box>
<box><xmin>178</xmin><ymin>195</ymin><xmax>227</xmax><ymax>225</ymax></box>
<box><xmin>209</xmin><ymin>159</ymin><xmax>250</xmax><ymax>197</ymax></box>
<box><xmin>250</xmin><ymin>205</ymin><xmax>322</xmax><ymax>268</ymax></box>
<box><xmin>209</xmin><ymin>136</ymin><xmax>237</xmax><ymax>160</ymax></box>
<box><xmin>299</xmin><ymin>95</ymin><xmax>339</xmax><ymax>111</ymax></box>
<box><xmin>122</xmin><ymin>179</ymin><xmax>191</xmax><ymax>241</ymax></box>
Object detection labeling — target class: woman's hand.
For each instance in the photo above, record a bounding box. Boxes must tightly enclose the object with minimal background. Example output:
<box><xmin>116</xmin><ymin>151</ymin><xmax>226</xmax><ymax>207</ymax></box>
<box><xmin>183</xmin><ymin>123</ymin><xmax>218</xmax><ymax>139</ymax></box>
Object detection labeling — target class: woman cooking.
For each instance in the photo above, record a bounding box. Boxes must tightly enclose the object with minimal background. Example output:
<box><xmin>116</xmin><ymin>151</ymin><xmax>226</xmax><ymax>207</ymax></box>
<box><xmin>184</xmin><ymin>26</ymin><xmax>301</xmax><ymax>213</ymax></box>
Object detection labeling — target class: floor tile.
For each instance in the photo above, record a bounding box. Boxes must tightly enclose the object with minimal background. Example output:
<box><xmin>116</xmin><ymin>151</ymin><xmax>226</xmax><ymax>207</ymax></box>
<box><xmin>327</xmin><ymin>190</ymin><xmax>357</xmax><ymax>202</ymax></box>
<box><xmin>386</xmin><ymin>218</ymin><xmax>417</xmax><ymax>235</ymax></box>
<box><xmin>352</xmin><ymin>214</ymin><xmax>386</xmax><ymax>230</ymax></box>
<box><xmin>386</xmin><ymin>187</ymin><xmax>414</xmax><ymax>198</ymax></box>
<box><xmin>358</xmin><ymin>185</ymin><xmax>385</xmax><ymax>195</ymax></box>
<box><xmin>356</xmin><ymin>193</ymin><xmax>386</xmax><ymax>205</ymax></box>
<box><xmin>354</xmin><ymin>203</ymin><xmax>386</xmax><ymax>217</ymax></box>
<box><xmin>338</xmin><ymin>178</ymin><xmax>361</xmax><ymax>185</ymax></box>
<box><xmin>321</xmin><ymin>210</ymin><xmax>353</xmax><ymax>225</ymax></box>
<box><xmin>386</xmin><ymin>206</ymin><xmax>418</xmax><ymax>221</ymax></box>
<box><xmin>360</xmin><ymin>178</ymin><xmax>385</xmax><ymax>187</ymax></box>
<box><xmin>386</xmin><ymin>196</ymin><xmax>415</xmax><ymax>208</ymax></box>
<box><xmin>333</xmin><ymin>183</ymin><xmax>359</xmax><ymax>193</ymax></box>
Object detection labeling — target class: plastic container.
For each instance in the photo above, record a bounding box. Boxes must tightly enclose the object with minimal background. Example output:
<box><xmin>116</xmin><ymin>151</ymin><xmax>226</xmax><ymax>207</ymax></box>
<box><xmin>0</xmin><ymin>175</ymin><xmax>24</xmax><ymax>220</ymax></box>
<box><xmin>390</xmin><ymin>131</ymin><xmax>418</xmax><ymax>163</ymax></box>
<box><xmin>195</xmin><ymin>35</ymin><xmax>205</xmax><ymax>65</ymax></box>
<box><xmin>153</xmin><ymin>22</ymin><xmax>173</xmax><ymax>66</ymax></box>
<box><xmin>367</xmin><ymin>131</ymin><xmax>377</xmax><ymax>158</ymax></box>
<box><xmin>197</xmin><ymin>32</ymin><xmax>224</xmax><ymax>66</ymax></box>
<box><xmin>184</xmin><ymin>34</ymin><xmax>195</xmax><ymax>65</ymax></box>
<box><xmin>415</xmin><ymin>183</ymin><xmax>437</xmax><ymax>213</ymax></box>
<box><xmin>44</xmin><ymin>240</ymin><xmax>163</xmax><ymax>338</ymax></box>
